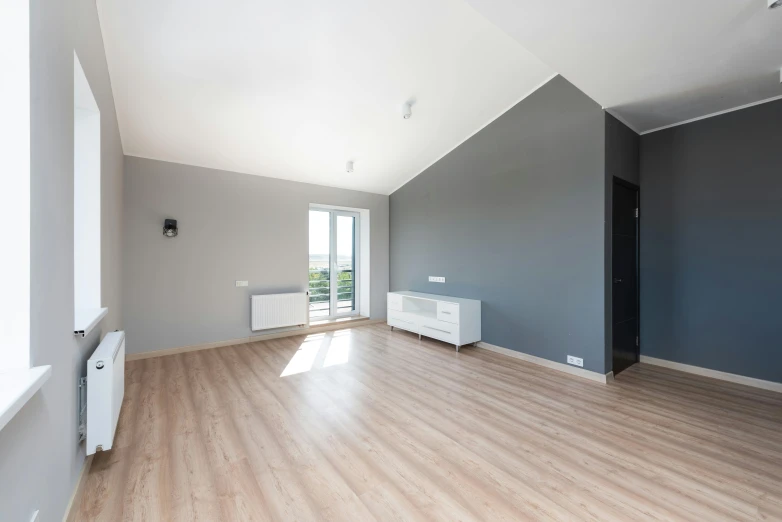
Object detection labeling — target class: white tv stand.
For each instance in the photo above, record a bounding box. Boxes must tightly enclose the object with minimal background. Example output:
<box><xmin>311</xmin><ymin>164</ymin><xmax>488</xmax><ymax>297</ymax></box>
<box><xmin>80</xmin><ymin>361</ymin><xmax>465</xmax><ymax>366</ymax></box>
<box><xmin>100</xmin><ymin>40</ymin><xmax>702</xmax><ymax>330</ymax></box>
<box><xmin>387</xmin><ymin>291</ymin><xmax>481</xmax><ymax>352</ymax></box>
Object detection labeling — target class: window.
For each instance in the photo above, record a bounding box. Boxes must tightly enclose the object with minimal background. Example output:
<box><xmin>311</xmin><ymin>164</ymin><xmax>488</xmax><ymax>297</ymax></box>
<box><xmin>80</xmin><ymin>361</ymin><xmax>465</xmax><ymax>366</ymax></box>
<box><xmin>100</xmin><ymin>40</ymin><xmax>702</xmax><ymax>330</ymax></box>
<box><xmin>0</xmin><ymin>0</ymin><xmax>31</xmax><ymax>371</ymax></box>
<box><xmin>0</xmin><ymin>1</ymin><xmax>52</xmax><ymax>433</ymax></box>
<box><xmin>73</xmin><ymin>53</ymin><xmax>106</xmax><ymax>336</ymax></box>
<box><xmin>309</xmin><ymin>208</ymin><xmax>360</xmax><ymax>320</ymax></box>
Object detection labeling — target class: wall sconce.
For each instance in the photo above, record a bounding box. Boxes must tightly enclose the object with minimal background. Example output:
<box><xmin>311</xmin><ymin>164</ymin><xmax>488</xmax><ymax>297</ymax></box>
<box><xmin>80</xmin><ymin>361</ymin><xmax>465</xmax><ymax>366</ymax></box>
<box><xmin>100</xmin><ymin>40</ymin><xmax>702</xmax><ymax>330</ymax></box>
<box><xmin>163</xmin><ymin>218</ymin><xmax>178</xmax><ymax>237</ymax></box>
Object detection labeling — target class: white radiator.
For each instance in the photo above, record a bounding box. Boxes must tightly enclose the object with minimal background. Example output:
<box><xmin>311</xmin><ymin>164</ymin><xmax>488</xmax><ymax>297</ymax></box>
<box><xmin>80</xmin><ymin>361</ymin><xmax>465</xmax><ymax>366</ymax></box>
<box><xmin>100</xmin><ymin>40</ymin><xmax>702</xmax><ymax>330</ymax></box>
<box><xmin>86</xmin><ymin>330</ymin><xmax>125</xmax><ymax>456</ymax></box>
<box><xmin>251</xmin><ymin>292</ymin><xmax>308</xmax><ymax>331</ymax></box>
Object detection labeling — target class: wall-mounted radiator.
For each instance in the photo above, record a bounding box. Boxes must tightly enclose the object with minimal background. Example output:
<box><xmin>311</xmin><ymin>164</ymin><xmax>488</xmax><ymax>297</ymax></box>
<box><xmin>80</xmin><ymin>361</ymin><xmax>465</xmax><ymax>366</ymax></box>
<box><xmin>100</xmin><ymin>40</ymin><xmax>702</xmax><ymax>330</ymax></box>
<box><xmin>86</xmin><ymin>330</ymin><xmax>125</xmax><ymax>456</ymax></box>
<box><xmin>251</xmin><ymin>292</ymin><xmax>308</xmax><ymax>331</ymax></box>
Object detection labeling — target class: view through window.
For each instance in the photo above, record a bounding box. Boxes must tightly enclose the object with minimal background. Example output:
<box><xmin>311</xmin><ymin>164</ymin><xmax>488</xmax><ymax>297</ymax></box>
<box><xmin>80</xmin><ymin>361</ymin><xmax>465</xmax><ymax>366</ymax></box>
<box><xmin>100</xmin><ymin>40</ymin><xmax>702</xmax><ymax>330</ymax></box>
<box><xmin>309</xmin><ymin>209</ymin><xmax>359</xmax><ymax>320</ymax></box>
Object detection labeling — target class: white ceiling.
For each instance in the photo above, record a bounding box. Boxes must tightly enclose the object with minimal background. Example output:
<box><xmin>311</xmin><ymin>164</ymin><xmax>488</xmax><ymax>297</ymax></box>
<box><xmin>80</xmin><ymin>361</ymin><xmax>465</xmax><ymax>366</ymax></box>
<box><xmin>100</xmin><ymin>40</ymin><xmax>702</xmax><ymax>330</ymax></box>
<box><xmin>465</xmin><ymin>0</ymin><xmax>782</xmax><ymax>134</ymax></box>
<box><xmin>97</xmin><ymin>0</ymin><xmax>555</xmax><ymax>194</ymax></box>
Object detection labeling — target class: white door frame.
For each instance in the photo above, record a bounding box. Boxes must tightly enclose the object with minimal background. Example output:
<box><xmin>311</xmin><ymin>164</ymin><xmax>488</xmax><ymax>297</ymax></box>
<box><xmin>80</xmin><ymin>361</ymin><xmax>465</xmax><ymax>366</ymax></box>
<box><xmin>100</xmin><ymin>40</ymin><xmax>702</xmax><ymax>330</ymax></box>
<box><xmin>309</xmin><ymin>207</ymin><xmax>360</xmax><ymax>320</ymax></box>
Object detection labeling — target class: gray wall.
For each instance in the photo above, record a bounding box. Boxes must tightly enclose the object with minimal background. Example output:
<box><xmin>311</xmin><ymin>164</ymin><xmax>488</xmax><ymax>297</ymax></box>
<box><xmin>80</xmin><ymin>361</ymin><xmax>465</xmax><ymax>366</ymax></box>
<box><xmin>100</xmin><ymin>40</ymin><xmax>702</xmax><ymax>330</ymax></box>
<box><xmin>390</xmin><ymin>76</ymin><xmax>608</xmax><ymax>373</ymax></box>
<box><xmin>0</xmin><ymin>0</ymin><xmax>125</xmax><ymax>520</ymax></box>
<box><xmin>640</xmin><ymin>99</ymin><xmax>782</xmax><ymax>383</ymax></box>
<box><xmin>604</xmin><ymin>113</ymin><xmax>640</xmax><ymax>371</ymax></box>
<box><xmin>123</xmin><ymin>156</ymin><xmax>389</xmax><ymax>354</ymax></box>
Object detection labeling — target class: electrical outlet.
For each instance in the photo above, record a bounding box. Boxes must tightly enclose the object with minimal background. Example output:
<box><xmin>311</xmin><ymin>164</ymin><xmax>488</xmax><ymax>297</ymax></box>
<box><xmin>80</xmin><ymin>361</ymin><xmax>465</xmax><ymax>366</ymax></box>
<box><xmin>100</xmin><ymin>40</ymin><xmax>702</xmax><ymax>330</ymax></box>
<box><xmin>567</xmin><ymin>355</ymin><xmax>583</xmax><ymax>367</ymax></box>
<box><xmin>428</xmin><ymin>276</ymin><xmax>446</xmax><ymax>283</ymax></box>
<box><xmin>235</xmin><ymin>280</ymin><xmax>248</xmax><ymax>287</ymax></box>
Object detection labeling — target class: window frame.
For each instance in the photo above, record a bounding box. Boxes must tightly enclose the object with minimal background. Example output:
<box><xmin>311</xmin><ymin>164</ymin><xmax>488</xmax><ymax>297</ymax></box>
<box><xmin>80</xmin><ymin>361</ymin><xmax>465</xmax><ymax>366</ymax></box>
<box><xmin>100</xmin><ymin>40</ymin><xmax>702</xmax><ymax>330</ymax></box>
<box><xmin>309</xmin><ymin>206</ymin><xmax>361</xmax><ymax>321</ymax></box>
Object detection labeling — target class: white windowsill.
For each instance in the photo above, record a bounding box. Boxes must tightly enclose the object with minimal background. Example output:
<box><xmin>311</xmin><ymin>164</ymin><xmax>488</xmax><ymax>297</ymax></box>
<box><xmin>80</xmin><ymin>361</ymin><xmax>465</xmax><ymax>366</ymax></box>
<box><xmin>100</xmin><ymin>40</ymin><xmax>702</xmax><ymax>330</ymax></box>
<box><xmin>74</xmin><ymin>307</ymin><xmax>108</xmax><ymax>338</ymax></box>
<box><xmin>0</xmin><ymin>366</ymin><xmax>52</xmax><ymax>432</ymax></box>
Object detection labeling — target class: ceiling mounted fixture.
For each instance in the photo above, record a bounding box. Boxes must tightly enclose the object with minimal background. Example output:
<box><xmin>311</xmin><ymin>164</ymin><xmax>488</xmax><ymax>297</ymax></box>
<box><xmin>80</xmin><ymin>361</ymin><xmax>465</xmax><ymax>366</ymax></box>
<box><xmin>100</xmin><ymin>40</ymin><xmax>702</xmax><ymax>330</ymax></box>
<box><xmin>769</xmin><ymin>0</ymin><xmax>782</xmax><ymax>9</ymax></box>
<box><xmin>402</xmin><ymin>102</ymin><xmax>412</xmax><ymax>119</ymax></box>
<box><xmin>346</xmin><ymin>161</ymin><xmax>354</xmax><ymax>173</ymax></box>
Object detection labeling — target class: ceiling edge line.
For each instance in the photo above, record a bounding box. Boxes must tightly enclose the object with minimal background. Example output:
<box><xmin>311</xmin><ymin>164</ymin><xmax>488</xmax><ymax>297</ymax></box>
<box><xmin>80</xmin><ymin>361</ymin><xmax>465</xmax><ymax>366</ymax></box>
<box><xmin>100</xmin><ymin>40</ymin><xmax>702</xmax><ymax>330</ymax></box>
<box><xmin>94</xmin><ymin>0</ymin><xmax>129</xmax><ymax>155</ymax></box>
<box><xmin>386</xmin><ymin>73</ymin><xmax>559</xmax><ymax>196</ymax></box>
<box><xmin>123</xmin><ymin>153</ymin><xmax>389</xmax><ymax>195</ymax></box>
<box><xmin>603</xmin><ymin>109</ymin><xmax>641</xmax><ymax>135</ymax></box>
<box><xmin>640</xmin><ymin>93</ymin><xmax>782</xmax><ymax>136</ymax></box>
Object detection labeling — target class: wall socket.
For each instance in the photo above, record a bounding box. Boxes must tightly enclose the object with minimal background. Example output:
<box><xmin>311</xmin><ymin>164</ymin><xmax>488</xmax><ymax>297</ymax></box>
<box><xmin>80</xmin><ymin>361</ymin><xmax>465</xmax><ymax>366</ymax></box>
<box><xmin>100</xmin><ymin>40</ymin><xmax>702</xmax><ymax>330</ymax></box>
<box><xmin>428</xmin><ymin>276</ymin><xmax>446</xmax><ymax>283</ymax></box>
<box><xmin>235</xmin><ymin>280</ymin><xmax>248</xmax><ymax>287</ymax></box>
<box><xmin>566</xmin><ymin>355</ymin><xmax>584</xmax><ymax>367</ymax></box>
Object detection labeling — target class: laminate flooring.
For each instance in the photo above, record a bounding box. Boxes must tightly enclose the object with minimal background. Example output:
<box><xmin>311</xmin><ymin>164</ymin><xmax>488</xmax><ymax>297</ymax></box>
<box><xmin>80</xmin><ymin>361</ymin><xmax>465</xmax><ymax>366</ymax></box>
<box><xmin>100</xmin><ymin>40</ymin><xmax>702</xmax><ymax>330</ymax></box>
<box><xmin>76</xmin><ymin>323</ymin><xmax>782</xmax><ymax>521</ymax></box>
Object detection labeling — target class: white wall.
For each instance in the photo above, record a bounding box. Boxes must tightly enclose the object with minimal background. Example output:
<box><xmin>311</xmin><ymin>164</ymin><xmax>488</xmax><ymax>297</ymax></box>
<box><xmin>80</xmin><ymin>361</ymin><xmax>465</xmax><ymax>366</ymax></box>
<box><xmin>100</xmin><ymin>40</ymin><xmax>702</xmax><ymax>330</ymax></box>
<box><xmin>0</xmin><ymin>0</ymin><xmax>124</xmax><ymax>520</ymax></box>
<box><xmin>123</xmin><ymin>156</ymin><xmax>389</xmax><ymax>355</ymax></box>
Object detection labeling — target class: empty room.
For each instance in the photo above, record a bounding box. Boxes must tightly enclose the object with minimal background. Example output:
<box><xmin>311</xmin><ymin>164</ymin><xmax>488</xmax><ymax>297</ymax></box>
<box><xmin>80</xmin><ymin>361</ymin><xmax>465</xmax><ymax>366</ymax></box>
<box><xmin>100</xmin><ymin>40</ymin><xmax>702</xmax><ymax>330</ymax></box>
<box><xmin>2</xmin><ymin>0</ymin><xmax>782</xmax><ymax>520</ymax></box>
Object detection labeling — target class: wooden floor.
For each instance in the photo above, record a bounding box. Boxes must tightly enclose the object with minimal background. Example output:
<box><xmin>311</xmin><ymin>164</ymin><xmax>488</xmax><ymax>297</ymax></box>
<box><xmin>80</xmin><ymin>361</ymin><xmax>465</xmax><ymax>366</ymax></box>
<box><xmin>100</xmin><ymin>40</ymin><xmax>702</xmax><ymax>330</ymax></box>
<box><xmin>76</xmin><ymin>324</ymin><xmax>782</xmax><ymax>521</ymax></box>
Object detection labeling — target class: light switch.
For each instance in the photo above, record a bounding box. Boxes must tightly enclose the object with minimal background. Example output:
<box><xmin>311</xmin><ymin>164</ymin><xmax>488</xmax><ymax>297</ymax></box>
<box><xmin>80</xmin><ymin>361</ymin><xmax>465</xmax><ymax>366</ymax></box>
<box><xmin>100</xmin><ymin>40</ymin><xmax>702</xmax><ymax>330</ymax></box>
<box><xmin>235</xmin><ymin>280</ymin><xmax>248</xmax><ymax>287</ymax></box>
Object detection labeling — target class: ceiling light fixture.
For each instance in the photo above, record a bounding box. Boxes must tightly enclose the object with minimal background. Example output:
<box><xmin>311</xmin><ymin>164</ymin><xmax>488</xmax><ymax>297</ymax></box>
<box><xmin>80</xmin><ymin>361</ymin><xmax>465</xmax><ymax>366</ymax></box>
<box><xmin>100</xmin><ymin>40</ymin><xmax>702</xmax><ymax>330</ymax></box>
<box><xmin>402</xmin><ymin>102</ymin><xmax>412</xmax><ymax>119</ymax></box>
<box><xmin>346</xmin><ymin>160</ymin><xmax>354</xmax><ymax>173</ymax></box>
<box><xmin>770</xmin><ymin>0</ymin><xmax>782</xmax><ymax>9</ymax></box>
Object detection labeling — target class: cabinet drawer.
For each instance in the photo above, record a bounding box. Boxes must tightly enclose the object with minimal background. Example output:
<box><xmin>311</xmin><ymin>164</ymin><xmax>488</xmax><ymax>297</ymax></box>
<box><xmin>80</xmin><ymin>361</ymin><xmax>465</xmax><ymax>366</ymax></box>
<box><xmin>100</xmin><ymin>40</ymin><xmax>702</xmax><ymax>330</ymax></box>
<box><xmin>388</xmin><ymin>310</ymin><xmax>418</xmax><ymax>332</ymax></box>
<box><xmin>387</xmin><ymin>293</ymin><xmax>403</xmax><ymax>312</ymax></box>
<box><xmin>419</xmin><ymin>317</ymin><xmax>459</xmax><ymax>344</ymax></box>
<box><xmin>437</xmin><ymin>301</ymin><xmax>459</xmax><ymax>324</ymax></box>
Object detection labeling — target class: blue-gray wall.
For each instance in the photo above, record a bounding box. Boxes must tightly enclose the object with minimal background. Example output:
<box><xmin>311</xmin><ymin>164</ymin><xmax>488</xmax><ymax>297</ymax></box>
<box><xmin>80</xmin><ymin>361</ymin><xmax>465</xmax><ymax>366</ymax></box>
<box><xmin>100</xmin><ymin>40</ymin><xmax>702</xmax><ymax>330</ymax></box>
<box><xmin>390</xmin><ymin>76</ymin><xmax>609</xmax><ymax>374</ymax></box>
<box><xmin>640</xmin><ymin>99</ymin><xmax>782</xmax><ymax>383</ymax></box>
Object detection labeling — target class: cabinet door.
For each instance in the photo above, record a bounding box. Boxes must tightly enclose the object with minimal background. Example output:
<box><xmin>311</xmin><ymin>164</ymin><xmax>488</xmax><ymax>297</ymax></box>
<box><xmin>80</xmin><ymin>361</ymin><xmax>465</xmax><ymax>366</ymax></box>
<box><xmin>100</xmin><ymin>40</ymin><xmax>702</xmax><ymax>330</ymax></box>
<box><xmin>387</xmin><ymin>293</ymin><xmax>403</xmax><ymax>311</ymax></box>
<box><xmin>388</xmin><ymin>310</ymin><xmax>418</xmax><ymax>333</ymax></box>
<box><xmin>436</xmin><ymin>301</ymin><xmax>459</xmax><ymax>324</ymax></box>
<box><xmin>419</xmin><ymin>316</ymin><xmax>459</xmax><ymax>344</ymax></box>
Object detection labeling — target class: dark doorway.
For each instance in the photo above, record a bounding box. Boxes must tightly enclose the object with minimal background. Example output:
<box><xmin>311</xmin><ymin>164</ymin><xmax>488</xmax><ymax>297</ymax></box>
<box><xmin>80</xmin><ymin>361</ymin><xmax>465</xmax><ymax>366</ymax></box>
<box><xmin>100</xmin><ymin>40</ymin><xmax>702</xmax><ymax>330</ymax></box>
<box><xmin>612</xmin><ymin>177</ymin><xmax>639</xmax><ymax>375</ymax></box>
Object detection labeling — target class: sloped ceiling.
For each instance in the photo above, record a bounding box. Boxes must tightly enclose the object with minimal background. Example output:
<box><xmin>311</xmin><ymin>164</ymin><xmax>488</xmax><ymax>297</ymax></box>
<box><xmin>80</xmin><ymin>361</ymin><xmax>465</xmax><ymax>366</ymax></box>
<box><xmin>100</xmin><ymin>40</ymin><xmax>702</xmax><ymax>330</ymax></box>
<box><xmin>466</xmin><ymin>0</ymin><xmax>782</xmax><ymax>133</ymax></box>
<box><xmin>99</xmin><ymin>0</ymin><xmax>782</xmax><ymax>193</ymax></box>
<box><xmin>97</xmin><ymin>0</ymin><xmax>555</xmax><ymax>194</ymax></box>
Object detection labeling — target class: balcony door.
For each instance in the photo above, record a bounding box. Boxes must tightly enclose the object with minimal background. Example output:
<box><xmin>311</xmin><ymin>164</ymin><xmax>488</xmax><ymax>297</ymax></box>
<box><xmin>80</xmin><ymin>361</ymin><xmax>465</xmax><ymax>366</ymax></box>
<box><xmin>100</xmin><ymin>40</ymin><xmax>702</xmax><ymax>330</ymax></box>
<box><xmin>309</xmin><ymin>208</ymin><xmax>360</xmax><ymax>320</ymax></box>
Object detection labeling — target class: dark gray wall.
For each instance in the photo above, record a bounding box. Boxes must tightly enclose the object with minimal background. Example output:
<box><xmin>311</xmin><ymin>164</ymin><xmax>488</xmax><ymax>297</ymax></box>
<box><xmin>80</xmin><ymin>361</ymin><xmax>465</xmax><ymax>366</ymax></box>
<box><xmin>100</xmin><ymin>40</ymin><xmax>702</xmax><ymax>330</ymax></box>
<box><xmin>390</xmin><ymin>76</ymin><xmax>608</xmax><ymax>373</ymax></box>
<box><xmin>640</xmin><ymin>99</ymin><xmax>782</xmax><ymax>383</ymax></box>
<box><xmin>0</xmin><ymin>1</ymin><xmax>125</xmax><ymax>520</ymax></box>
<box><xmin>604</xmin><ymin>114</ymin><xmax>640</xmax><ymax>371</ymax></box>
<box><xmin>123</xmin><ymin>157</ymin><xmax>389</xmax><ymax>354</ymax></box>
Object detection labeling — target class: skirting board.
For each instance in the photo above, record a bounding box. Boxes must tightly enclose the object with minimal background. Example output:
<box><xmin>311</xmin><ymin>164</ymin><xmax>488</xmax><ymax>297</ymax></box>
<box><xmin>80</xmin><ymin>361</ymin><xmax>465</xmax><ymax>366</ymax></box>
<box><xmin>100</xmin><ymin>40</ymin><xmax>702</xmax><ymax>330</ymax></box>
<box><xmin>126</xmin><ymin>318</ymin><xmax>384</xmax><ymax>361</ymax></box>
<box><xmin>640</xmin><ymin>355</ymin><xmax>782</xmax><ymax>394</ymax></box>
<box><xmin>476</xmin><ymin>342</ymin><xmax>613</xmax><ymax>384</ymax></box>
<box><xmin>63</xmin><ymin>454</ymin><xmax>93</xmax><ymax>522</ymax></box>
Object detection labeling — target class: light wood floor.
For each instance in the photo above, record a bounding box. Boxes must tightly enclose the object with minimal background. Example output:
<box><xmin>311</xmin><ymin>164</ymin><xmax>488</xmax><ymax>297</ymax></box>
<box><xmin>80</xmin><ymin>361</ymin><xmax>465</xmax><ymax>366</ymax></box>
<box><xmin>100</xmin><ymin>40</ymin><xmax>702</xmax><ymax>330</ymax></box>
<box><xmin>76</xmin><ymin>324</ymin><xmax>782</xmax><ymax>521</ymax></box>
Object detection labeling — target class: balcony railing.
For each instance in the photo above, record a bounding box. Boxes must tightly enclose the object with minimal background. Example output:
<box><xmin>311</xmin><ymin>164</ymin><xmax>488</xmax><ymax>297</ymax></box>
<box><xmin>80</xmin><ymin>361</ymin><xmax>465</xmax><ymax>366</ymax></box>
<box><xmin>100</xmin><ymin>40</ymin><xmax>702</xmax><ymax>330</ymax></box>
<box><xmin>308</xmin><ymin>268</ymin><xmax>354</xmax><ymax>316</ymax></box>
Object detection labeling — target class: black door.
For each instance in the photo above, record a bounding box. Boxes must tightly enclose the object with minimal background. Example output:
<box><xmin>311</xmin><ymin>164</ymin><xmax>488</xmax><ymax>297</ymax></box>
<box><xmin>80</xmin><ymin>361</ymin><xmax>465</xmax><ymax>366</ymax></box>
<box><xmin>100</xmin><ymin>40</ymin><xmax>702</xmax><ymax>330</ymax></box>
<box><xmin>612</xmin><ymin>178</ymin><xmax>639</xmax><ymax>375</ymax></box>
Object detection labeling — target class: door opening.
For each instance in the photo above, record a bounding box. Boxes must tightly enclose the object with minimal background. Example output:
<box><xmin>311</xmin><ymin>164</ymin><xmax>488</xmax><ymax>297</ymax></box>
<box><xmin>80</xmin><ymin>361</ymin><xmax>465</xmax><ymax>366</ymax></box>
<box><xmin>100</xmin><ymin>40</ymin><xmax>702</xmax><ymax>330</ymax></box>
<box><xmin>612</xmin><ymin>177</ymin><xmax>640</xmax><ymax>375</ymax></box>
<box><xmin>309</xmin><ymin>208</ymin><xmax>360</xmax><ymax>320</ymax></box>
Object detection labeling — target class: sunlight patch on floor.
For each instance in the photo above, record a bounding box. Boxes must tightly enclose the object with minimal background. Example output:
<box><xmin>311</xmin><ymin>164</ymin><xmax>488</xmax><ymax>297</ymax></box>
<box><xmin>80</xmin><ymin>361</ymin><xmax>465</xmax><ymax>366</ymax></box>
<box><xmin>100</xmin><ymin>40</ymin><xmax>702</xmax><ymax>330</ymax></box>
<box><xmin>280</xmin><ymin>330</ymin><xmax>352</xmax><ymax>376</ymax></box>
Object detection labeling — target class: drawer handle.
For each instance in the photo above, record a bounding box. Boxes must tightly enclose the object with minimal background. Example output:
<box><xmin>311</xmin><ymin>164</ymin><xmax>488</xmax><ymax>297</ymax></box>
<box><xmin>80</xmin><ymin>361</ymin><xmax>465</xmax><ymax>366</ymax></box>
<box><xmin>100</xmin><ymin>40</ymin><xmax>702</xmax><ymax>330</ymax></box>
<box><xmin>423</xmin><ymin>325</ymin><xmax>452</xmax><ymax>335</ymax></box>
<box><xmin>393</xmin><ymin>318</ymin><xmax>413</xmax><ymax>324</ymax></box>
<box><xmin>441</xmin><ymin>311</ymin><xmax>451</xmax><ymax>315</ymax></box>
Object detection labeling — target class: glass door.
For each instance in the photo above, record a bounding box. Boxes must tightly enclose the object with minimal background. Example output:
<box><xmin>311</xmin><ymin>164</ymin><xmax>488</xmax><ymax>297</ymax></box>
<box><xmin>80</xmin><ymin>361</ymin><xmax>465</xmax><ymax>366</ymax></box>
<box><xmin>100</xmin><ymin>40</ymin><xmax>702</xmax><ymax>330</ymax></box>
<box><xmin>309</xmin><ymin>208</ymin><xmax>359</xmax><ymax>320</ymax></box>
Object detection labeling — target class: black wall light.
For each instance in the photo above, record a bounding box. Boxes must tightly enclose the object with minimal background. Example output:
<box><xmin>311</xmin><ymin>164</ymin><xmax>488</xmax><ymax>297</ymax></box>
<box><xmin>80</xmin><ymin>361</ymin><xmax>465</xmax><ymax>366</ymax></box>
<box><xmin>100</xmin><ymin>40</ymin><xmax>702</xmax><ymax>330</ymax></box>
<box><xmin>163</xmin><ymin>218</ymin><xmax>178</xmax><ymax>237</ymax></box>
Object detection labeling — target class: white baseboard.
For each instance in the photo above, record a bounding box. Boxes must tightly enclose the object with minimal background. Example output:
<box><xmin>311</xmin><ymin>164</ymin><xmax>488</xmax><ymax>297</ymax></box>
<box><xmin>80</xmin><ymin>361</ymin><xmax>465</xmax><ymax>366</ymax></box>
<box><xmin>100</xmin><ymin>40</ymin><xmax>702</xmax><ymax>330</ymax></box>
<box><xmin>126</xmin><ymin>318</ymin><xmax>384</xmax><ymax>361</ymax></box>
<box><xmin>63</xmin><ymin>454</ymin><xmax>93</xmax><ymax>522</ymax></box>
<box><xmin>476</xmin><ymin>342</ymin><xmax>612</xmax><ymax>384</ymax></box>
<box><xmin>640</xmin><ymin>355</ymin><xmax>782</xmax><ymax>394</ymax></box>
